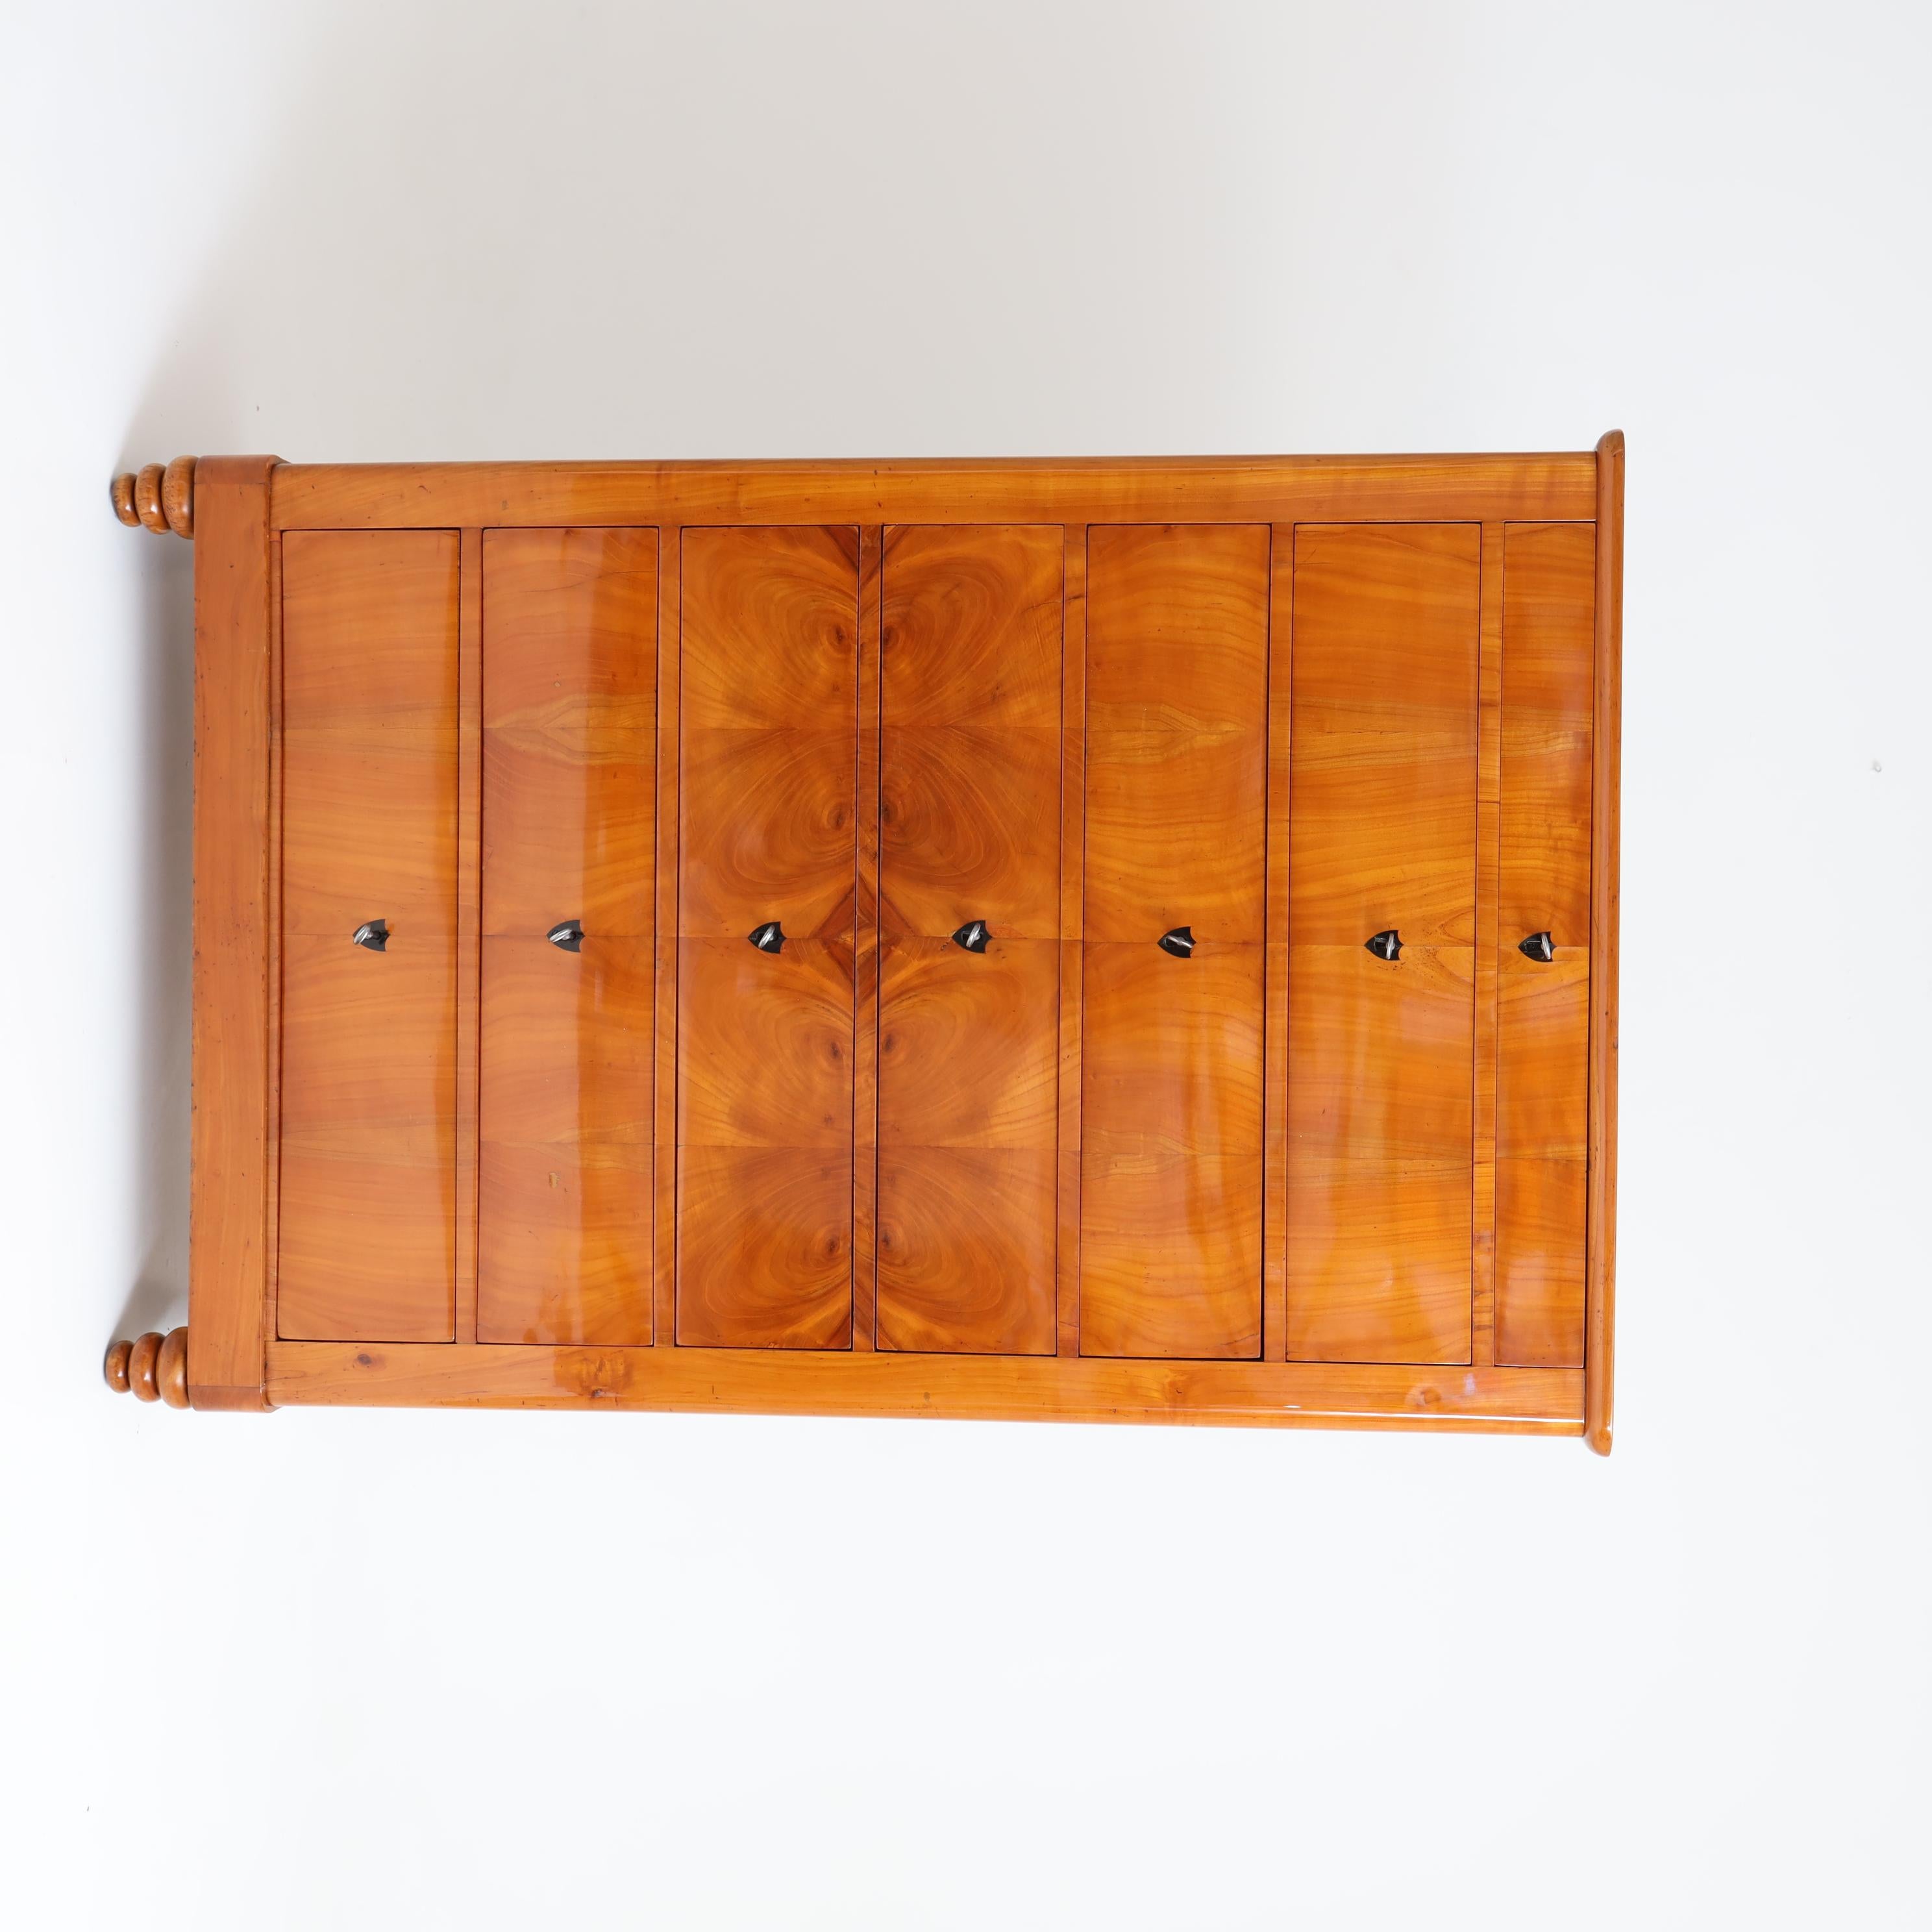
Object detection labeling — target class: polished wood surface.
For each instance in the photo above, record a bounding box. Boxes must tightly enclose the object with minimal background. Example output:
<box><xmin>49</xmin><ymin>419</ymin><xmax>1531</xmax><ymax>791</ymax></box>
<box><xmin>1287</xmin><ymin>524</ymin><xmax>1480</xmax><ymax>1363</ymax></box>
<box><xmin>1500</xmin><ymin>523</ymin><xmax>1595</xmax><ymax>944</ymax></box>
<box><xmin>878</xmin><ymin>940</ymin><xmax>1059</xmax><ymax>1353</ymax></box>
<box><xmin>478</xmin><ymin>528</ymin><xmax>656</xmax><ymax>1344</ymax></box>
<box><xmin>482</xmin><ymin>528</ymin><xmax>656</xmax><ymax>936</ymax></box>
<box><xmin>278</xmin><ymin>531</ymin><xmax>459</xmax><ymax>1344</ymax></box>
<box><xmin>1082</xmin><ymin>526</ymin><xmax>1267</xmax><ymax>1357</ymax></box>
<box><xmin>269</xmin><ymin>1337</ymin><xmax>1583</xmax><ymax>1435</ymax></box>
<box><xmin>1082</xmin><ymin>941</ymin><xmax>1264</xmax><ymax>1357</ymax></box>
<box><xmin>876</xmin><ymin>526</ymin><xmax>1061</xmax><ymax>1352</ymax></box>
<box><xmin>1495</xmin><ymin>521</ymin><xmax>1595</xmax><ymax>1366</ymax></box>
<box><xmin>1587</xmin><ymin>432</ymin><xmax>1625</xmax><ymax>1454</ymax></box>
<box><xmin>164</xmin><ymin>442</ymin><xmax>1621</xmax><ymax>1443</ymax></box>
<box><xmin>273</xmin><ymin>452</ymin><xmax>1600</xmax><ymax>534</ymax></box>
<box><xmin>1085</xmin><ymin>524</ymin><xmax>1269</xmax><ymax>939</ymax></box>
<box><xmin>479</xmin><ymin>938</ymin><xmax>652</xmax><ymax>1344</ymax></box>
<box><xmin>104</xmin><ymin>1337</ymin><xmax>134</xmax><ymax>1393</ymax></box>
<box><xmin>277</xmin><ymin>937</ymin><xmax>456</xmax><ymax>1341</ymax></box>
<box><xmin>188</xmin><ymin>456</ymin><xmax>279</xmax><ymax>1408</ymax></box>
<box><xmin>1284</xmin><ymin>948</ymin><xmax>1474</xmax><ymax>1362</ymax></box>
<box><xmin>677</xmin><ymin>528</ymin><xmax>858</xmax><ymax>1347</ymax></box>
<box><xmin>281</xmin><ymin>532</ymin><xmax>460</xmax><ymax>938</ymax></box>
<box><xmin>1288</xmin><ymin>524</ymin><xmax>1480</xmax><ymax>945</ymax></box>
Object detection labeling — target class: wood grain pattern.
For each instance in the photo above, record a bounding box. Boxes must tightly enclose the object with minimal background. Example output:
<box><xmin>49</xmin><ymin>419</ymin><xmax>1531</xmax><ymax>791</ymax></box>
<box><xmin>1587</xmin><ymin>434</ymin><xmax>1624</xmax><ymax>1454</ymax></box>
<box><xmin>677</xmin><ymin>528</ymin><xmax>859</xmax><ymax>1346</ymax></box>
<box><xmin>1284</xmin><ymin>946</ymin><xmax>1473</xmax><ymax>1363</ymax></box>
<box><xmin>875</xmin><ymin>528</ymin><xmax>1063</xmax><ymax>1352</ymax></box>
<box><xmin>271</xmin><ymin>1337</ymin><xmax>1585</xmax><ymax>1433</ymax></box>
<box><xmin>273</xmin><ymin>453</ymin><xmax>1599</xmax><ymax>536</ymax></box>
<box><xmin>455</xmin><ymin>530</ymin><xmax>483</xmax><ymax>1343</ymax></box>
<box><xmin>277</xmin><ymin>937</ymin><xmax>455</xmax><ymax>1341</ymax></box>
<box><xmin>1085</xmin><ymin>525</ymin><xmax>1269</xmax><ymax>941</ymax></box>
<box><xmin>171</xmin><ymin>443</ymin><xmax>1618</xmax><ymax>1440</ymax></box>
<box><xmin>1265</xmin><ymin>527</ymin><xmax>1292</xmax><ymax>1359</ymax></box>
<box><xmin>478</xmin><ymin>938</ymin><xmax>652</xmax><ymax>1344</ymax></box>
<box><xmin>876</xmin><ymin>939</ymin><xmax>1058</xmax><ymax>1352</ymax></box>
<box><xmin>482</xmin><ymin>527</ymin><xmax>656</xmax><ymax>937</ymax></box>
<box><xmin>652</xmin><ymin>530</ymin><xmax>682</xmax><ymax>1346</ymax></box>
<box><xmin>1056</xmin><ymin>528</ymin><xmax>1087</xmax><ymax>1357</ymax></box>
<box><xmin>1496</xmin><ymin>952</ymin><xmax>1591</xmax><ymax>1161</ymax></box>
<box><xmin>1287</xmin><ymin>524</ymin><xmax>1480</xmax><ymax>1365</ymax></box>
<box><xmin>854</xmin><ymin>528</ymin><xmax>883</xmax><ymax>1352</ymax></box>
<box><xmin>1288</xmin><ymin>524</ymin><xmax>1480</xmax><ymax>945</ymax></box>
<box><xmin>1082</xmin><ymin>941</ymin><xmax>1264</xmax><ymax>1358</ymax></box>
<box><xmin>1500</xmin><ymin>523</ymin><xmax>1595</xmax><ymax>943</ymax></box>
<box><xmin>1494</xmin><ymin>523</ymin><xmax>1595</xmax><ymax>1368</ymax></box>
<box><xmin>188</xmin><ymin>457</ymin><xmax>279</xmax><ymax>1408</ymax></box>
<box><xmin>1472</xmin><ymin>525</ymin><xmax>1504</xmax><ymax>1368</ymax></box>
<box><xmin>281</xmin><ymin>532</ymin><xmax>459</xmax><ymax>938</ymax></box>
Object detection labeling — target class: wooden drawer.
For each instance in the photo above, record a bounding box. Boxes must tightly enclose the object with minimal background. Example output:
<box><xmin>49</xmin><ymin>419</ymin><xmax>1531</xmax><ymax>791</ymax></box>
<box><xmin>876</xmin><ymin>525</ymin><xmax>1063</xmax><ymax>1354</ymax></box>
<box><xmin>1081</xmin><ymin>525</ymin><xmax>1269</xmax><ymax>1357</ymax></box>
<box><xmin>676</xmin><ymin>527</ymin><xmax>860</xmax><ymax>1348</ymax></box>
<box><xmin>277</xmin><ymin>531</ymin><xmax>459</xmax><ymax>1342</ymax></box>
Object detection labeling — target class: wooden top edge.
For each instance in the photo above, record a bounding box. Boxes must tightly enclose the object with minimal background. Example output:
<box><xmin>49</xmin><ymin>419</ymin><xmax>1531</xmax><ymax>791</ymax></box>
<box><xmin>1596</xmin><ymin>428</ymin><xmax>1626</xmax><ymax>458</ymax></box>
<box><xmin>268</xmin><ymin>448</ymin><xmax>1601</xmax><ymax>482</ymax></box>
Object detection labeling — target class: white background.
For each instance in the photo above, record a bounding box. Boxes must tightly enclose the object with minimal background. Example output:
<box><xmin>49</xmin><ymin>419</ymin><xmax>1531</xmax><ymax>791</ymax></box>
<box><xmin>3</xmin><ymin>3</ymin><xmax>1927</xmax><ymax>1926</ymax></box>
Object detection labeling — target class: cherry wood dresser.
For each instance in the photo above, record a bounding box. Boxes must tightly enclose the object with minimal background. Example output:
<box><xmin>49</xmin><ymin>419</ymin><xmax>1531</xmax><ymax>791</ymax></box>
<box><xmin>105</xmin><ymin>440</ymin><xmax>1624</xmax><ymax>1449</ymax></box>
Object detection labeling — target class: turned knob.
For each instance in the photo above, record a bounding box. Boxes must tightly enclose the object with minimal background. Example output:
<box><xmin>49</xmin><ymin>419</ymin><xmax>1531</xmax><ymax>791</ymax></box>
<box><xmin>110</xmin><ymin>456</ymin><xmax>195</xmax><ymax>538</ymax></box>
<box><xmin>106</xmin><ymin>1328</ymin><xmax>190</xmax><ymax>1407</ymax></box>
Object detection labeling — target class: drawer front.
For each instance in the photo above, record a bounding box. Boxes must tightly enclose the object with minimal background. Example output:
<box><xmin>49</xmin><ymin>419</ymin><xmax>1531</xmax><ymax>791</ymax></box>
<box><xmin>1496</xmin><ymin>522</ymin><xmax>1594</xmax><ymax>1365</ymax></box>
<box><xmin>876</xmin><ymin>526</ymin><xmax>1062</xmax><ymax>1354</ymax></box>
<box><xmin>1082</xmin><ymin>523</ymin><xmax>1269</xmax><ymax>1357</ymax></box>
<box><xmin>677</xmin><ymin>528</ymin><xmax>860</xmax><ymax>1348</ymax></box>
<box><xmin>482</xmin><ymin>528</ymin><xmax>656</xmax><ymax>938</ymax></box>
<box><xmin>478</xmin><ymin>937</ymin><xmax>653</xmax><ymax>1344</ymax></box>
<box><xmin>278</xmin><ymin>532</ymin><xmax>458</xmax><ymax>1341</ymax></box>
<box><xmin>477</xmin><ymin>529</ymin><xmax>656</xmax><ymax>1343</ymax></box>
<box><xmin>1287</xmin><ymin>523</ymin><xmax>1480</xmax><ymax>1364</ymax></box>
<box><xmin>282</xmin><ymin>531</ymin><xmax>458</xmax><ymax>939</ymax></box>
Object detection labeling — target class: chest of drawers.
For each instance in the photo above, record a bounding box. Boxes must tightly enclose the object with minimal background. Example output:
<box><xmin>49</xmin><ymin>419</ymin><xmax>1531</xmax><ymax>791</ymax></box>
<box><xmin>106</xmin><ymin>440</ymin><xmax>1623</xmax><ymax>1448</ymax></box>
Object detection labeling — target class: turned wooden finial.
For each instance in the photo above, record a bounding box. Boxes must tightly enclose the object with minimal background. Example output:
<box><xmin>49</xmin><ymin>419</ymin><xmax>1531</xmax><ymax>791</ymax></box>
<box><xmin>106</xmin><ymin>1328</ymin><xmax>190</xmax><ymax>1407</ymax></box>
<box><xmin>111</xmin><ymin>457</ymin><xmax>195</xmax><ymax>538</ymax></box>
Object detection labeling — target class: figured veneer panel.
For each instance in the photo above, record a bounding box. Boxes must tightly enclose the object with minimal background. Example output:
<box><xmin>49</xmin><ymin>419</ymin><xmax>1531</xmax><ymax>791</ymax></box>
<box><xmin>676</xmin><ymin>1146</ymin><xmax>853</xmax><ymax>1350</ymax></box>
<box><xmin>1080</xmin><ymin>941</ymin><xmax>1264</xmax><ymax>1357</ymax></box>
<box><xmin>277</xmin><ymin>937</ymin><xmax>454</xmax><ymax>1341</ymax></box>
<box><xmin>679</xmin><ymin>728</ymin><xmax>859</xmax><ymax>938</ymax></box>
<box><xmin>478</xmin><ymin>937</ymin><xmax>652</xmax><ymax>1345</ymax></box>
<box><xmin>876</xmin><ymin>939</ymin><xmax>1058</xmax><ymax>1353</ymax></box>
<box><xmin>1500</xmin><ymin>523</ymin><xmax>1594</xmax><ymax>946</ymax></box>
<box><xmin>881</xmin><ymin>525</ymin><xmax>1061</xmax><ymax>728</ymax></box>
<box><xmin>876</xmin><ymin>1147</ymin><xmax>1058</xmax><ymax>1355</ymax></box>
<box><xmin>281</xmin><ymin>531</ymin><xmax>458</xmax><ymax>937</ymax></box>
<box><xmin>1496</xmin><ymin>948</ymin><xmax>1589</xmax><ymax>1366</ymax></box>
<box><xmin>878</xmin><ymin>939</ymin><xmax>1058</xmax><ymax>1148</ymax></box>
<box><xmin>681</xmin><ymin>525</ymin><xmax>861</xmax><ymax>729</ymax></box>
<box><xmin>874</xmin><ymin>528</ymin><xmax>1063</xmax><ymax>1353</ymax></box>
<box><xmin>880</xmin><ymin>524</ymin><xmax>1061</xmax><ymax>938</ymax></box>
<box><xmin>879</xmin><ymin>725</ymin><xmax>1061</xmax><ymax>938</ymax></box>
<box><xmin>1084</xmin><ymin>525</ymin><xmax>1268</xmax><ymax>942</ymax></box>
<box><xmin>1289</xmin><ymin>524</ymin><xmax>1480</xmax><ymax>946</ymax></box>
<box><xmin>482</xmin><ymin>528</ymin><xmax>656</xmax><ymax>937</ymax></box>
<box><xmin>678</xmin><ymin>528</ymin><xmax>860</xmax><ymax>1348</ymax></box>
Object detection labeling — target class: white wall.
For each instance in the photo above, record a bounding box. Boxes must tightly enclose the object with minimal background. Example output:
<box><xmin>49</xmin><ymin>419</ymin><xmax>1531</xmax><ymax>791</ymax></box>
<box><xmin>3</xmin><ymin>3</ymin><xmax>1927</xmax><ymax>1924</ymax></box>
